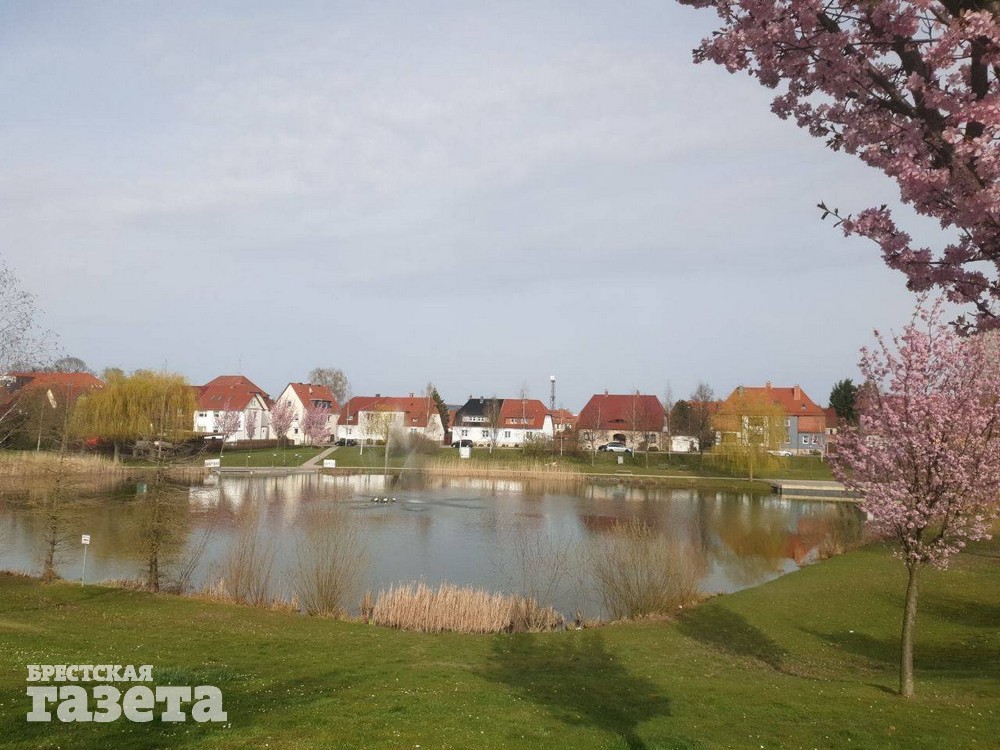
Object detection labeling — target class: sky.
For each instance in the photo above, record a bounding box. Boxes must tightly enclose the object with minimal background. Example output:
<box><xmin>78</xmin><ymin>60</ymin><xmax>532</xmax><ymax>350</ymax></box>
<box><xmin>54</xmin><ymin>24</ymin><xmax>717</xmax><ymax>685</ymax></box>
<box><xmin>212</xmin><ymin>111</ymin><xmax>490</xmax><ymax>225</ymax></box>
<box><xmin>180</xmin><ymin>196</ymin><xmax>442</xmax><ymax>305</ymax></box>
<box><xmin>0</xmin><ymin>1</ymin><xmax>940</xmax><ymax>410</ymax></box>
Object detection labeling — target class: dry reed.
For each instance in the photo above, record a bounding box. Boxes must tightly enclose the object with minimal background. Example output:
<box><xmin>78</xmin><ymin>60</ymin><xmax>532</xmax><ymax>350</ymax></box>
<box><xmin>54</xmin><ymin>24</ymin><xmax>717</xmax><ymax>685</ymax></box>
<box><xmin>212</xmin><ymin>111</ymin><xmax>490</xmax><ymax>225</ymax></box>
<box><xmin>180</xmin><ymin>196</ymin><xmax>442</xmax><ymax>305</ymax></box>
<box><xmin>370</xmin><ymin>581</ymin><xmax>563</xmax><ymax>633</ymax></box>
<box><xmin>214</xmin><ymin>505</ymin><xmax>277</xmax><ymax>607</ymax></box>
<box><xmin>590</xmin><ymin>519</ymin><xmax>702</xmax><ymax>620</ymax></box>
<box><xmin>0</xmin><ymin>451</ymin><xmax>126</xmax><ymax>477</ymax></box>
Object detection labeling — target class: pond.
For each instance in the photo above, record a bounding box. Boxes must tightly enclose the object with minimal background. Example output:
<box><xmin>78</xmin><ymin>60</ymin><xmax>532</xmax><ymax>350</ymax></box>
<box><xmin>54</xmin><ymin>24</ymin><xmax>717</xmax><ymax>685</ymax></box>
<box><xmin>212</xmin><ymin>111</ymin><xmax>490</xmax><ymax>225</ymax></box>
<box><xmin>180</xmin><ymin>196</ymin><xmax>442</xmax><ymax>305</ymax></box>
<box><xmin>0</xmin><ymin>473</ymin><xmax>863</xmax><ymax>619</ymax></box>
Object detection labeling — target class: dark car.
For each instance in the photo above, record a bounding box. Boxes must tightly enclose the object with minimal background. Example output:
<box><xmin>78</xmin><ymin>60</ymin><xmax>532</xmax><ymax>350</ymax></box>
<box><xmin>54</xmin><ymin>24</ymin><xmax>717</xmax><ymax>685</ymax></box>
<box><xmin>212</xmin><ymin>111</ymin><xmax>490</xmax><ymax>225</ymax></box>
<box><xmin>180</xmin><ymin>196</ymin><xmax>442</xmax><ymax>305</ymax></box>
<box><xmin>452</xmin><ymin>439</ymin><xmax>474</xmax><ymax>449</ymax></box>
<box><xmin>334</xmin><ymin>438</ymin><xmax>358</xmax><ymax>447</ymax></box>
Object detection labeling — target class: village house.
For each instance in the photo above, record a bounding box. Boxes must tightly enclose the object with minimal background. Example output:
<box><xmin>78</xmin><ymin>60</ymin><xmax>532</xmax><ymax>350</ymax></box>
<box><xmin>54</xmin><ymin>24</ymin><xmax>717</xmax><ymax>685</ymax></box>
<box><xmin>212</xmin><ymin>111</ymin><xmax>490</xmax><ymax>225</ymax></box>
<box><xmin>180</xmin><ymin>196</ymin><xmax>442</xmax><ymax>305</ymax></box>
<box><xmin>576</xmin><ymin>391</ymin><xmax>667</xmax><ymax>451</ymax></box>
<box><xmin>193</xmin><ymin>375</ymin><xmax>271</xmax><ymax>442</ymax></box>
<box><xmin>450</xmin><ymin>396</ymin><xmax>554</xmax><ymax>447</ymax></box>
<box><xmin>0</xmin><ymin>371</ymin><xmax>105</xmax><ymax>447</ymax></box>
<box><xmin>337</xmin><ymin>393</ymin><xmax>445</xmax><ymax>444</ymax></box>
<box><xmin>716</xmin><ymin>383</ymin><xmax>828</xmax><ymax>454</ymax></box>
<box><xmin>273</xmin><ymin>382</ymin><xmax>339</xmax><ymax>445</ymax></box>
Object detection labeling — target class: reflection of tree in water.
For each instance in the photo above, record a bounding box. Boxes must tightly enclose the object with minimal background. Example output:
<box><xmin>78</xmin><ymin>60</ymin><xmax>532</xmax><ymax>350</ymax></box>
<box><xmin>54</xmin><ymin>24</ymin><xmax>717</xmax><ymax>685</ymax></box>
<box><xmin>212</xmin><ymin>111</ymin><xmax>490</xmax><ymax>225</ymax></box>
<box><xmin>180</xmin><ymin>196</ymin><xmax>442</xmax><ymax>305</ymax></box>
<box><xmin>701</xmin><ymin>496</ymin><xmax>791</xmax><ymax>587</ymax></box>
<box><xmin>480</xmin><ymin>631</ymin><xmax>671</xmax><ymax>750</ymax></box>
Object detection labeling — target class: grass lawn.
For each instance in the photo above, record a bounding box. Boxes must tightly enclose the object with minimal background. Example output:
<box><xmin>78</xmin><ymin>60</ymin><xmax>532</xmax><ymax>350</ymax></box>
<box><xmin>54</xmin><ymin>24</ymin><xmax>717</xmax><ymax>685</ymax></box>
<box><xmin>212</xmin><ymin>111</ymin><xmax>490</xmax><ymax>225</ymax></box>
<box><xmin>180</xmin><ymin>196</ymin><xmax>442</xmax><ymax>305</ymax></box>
<box><xmin>1</xmin><ymin>538</ymin><xmax>997</xmax><ymax>748</ymax></box>
<box><xmin>215</xmin><ymin>447</ymin><xmax>325</xmax><ymax>468</ymax></box>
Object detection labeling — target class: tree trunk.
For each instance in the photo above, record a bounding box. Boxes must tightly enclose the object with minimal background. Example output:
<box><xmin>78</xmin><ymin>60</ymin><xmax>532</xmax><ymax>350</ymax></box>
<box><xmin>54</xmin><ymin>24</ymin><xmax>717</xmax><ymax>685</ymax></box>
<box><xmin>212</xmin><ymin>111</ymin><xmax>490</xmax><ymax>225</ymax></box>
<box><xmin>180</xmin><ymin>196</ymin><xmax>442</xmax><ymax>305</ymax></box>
<box><xmin>900</xmin><ymin>563</ymin><xmax>919</xmax><ymax>697</ymax></box>
<box><xmin>113</xmin><ymin>441</ymin><xmax>121</xmax><ymax>464</ymax></box>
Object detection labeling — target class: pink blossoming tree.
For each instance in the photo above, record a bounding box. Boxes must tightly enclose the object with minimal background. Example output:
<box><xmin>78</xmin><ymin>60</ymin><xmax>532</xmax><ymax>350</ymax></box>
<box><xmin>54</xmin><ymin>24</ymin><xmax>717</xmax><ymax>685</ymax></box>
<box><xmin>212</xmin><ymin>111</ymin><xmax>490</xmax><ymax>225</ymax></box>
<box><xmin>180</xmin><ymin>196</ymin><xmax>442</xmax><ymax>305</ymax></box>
<box><xmin>680</xmin><ymin>0</ymin><xmax>1000</xmax><ymax>330</ymax></box>
<box><xmin>301</xmin><ymin>403</ymin><xmax>331</xmax><ymax>447</ymax></box>
<box><xmin>213</xmin><ymin>407</ymin><xmax>242</xmax><ymax>458</ymax></box>
<box><xmin>269</xmin><ymin>399</ymin><xmax>295</xmax><ymax>447</ymax></box>
<box><xmin>830</xmin><ymin>301</ymin><xmax>1000</xmax><ymax>697</ymax></box>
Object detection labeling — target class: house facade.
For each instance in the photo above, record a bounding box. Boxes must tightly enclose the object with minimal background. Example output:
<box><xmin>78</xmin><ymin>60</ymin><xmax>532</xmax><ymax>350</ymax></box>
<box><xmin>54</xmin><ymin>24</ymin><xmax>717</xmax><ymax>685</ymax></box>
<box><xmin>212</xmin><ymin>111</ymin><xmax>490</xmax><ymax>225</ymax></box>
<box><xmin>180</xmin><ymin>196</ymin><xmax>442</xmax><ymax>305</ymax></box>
<box><xmin>576</xmin><ymin>392</ymin><xmax>667</xmax><ymax>451</ymax></box>
<box><xmin>450</xmin><ymin>397</ymin><xmax>554</xmax><ymax>447</ymax></box>
<box><xmin>274</xmin><ymin>383</ymin><xmax>339</xmax><ymax>445</ymax></box>
<box><xmin>716</xmin><ymin>383</ymin><xmax>828</xmax><ymax>454</ymax></box>
<box><xmin>337</xmin><ymin>394</ymin><xmax>446</xmax><ymax>444</ymax></box>
<box><xmin>193</xmin><ymin>375</ymin><xmax>271</xmax><ymax>442</ymax></box>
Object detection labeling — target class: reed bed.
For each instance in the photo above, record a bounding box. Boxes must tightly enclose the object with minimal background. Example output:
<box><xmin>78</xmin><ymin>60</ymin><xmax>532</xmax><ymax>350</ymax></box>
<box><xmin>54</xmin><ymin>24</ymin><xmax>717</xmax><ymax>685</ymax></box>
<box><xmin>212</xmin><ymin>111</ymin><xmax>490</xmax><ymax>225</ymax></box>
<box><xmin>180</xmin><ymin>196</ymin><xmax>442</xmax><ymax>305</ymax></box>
<box><xmin>190</xmin><ymin>578</ymin><xmax>298</xmax><ymax>612</ymax></box>
<box><xmin>415</xmin><ymin>456</ymin><xmax>583</xmax><ymax>480</ymax></box>
<box><xmin>0</xmin><ymin>451</ymin><xmax>127</xmax><ymax>477</ymax></box>
<box><xmin>370</xmin><ymin>581</ymin><xmax>563</xmax><ymax>633</ymax></box>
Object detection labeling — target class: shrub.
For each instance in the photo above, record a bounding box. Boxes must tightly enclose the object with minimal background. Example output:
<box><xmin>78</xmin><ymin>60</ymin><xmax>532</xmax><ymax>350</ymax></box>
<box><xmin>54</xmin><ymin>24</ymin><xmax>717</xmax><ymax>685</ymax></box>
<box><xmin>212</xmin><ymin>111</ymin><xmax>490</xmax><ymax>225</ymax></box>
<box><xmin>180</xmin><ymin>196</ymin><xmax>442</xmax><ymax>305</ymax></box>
<box><xmin>590</xmin><ymin>519</ymin><xmax>701</xmax><ymax>620</ymax></box>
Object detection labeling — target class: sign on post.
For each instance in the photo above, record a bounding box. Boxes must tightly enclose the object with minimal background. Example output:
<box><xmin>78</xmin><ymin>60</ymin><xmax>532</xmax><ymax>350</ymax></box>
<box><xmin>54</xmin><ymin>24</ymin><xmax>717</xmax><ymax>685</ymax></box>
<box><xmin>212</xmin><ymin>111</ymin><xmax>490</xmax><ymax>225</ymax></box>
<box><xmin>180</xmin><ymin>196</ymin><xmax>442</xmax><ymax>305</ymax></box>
<box><xmin>617</xmin><ymin>456</ymin><xmax>624</xmax><ymax>465</ymax></box>
<box><xmin>459</xmin><ymin>446</ymin><xmax>472</xmax><ymax>459</ymax></box>
<box><xmin>204</xmin><ymin>458</ymin><xmax>221</xmax><ymax>469</ymax></box>
<box><xmin>80</xmin><ymin>534</ymin><xmax>91</xmax><ymax>586</ymax></box>
<box><xmin>323</xmin><ymin>459</ymin><xmax>336</xmax><ymax>468</ymax></box>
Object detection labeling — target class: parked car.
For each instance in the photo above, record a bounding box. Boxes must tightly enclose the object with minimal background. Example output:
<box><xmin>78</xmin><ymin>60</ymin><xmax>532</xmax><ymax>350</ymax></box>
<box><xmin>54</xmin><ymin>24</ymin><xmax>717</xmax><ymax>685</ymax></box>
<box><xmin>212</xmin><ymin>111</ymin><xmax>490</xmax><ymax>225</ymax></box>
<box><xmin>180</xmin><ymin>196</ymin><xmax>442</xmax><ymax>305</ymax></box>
<box><xmin>452</xmin><ymin>439</ymin><xmax>474</xmax><ymax>449</ymax></box>
<box><xmin>769</xmin><ymin>449</ymin><xmax>793</xmax><ymax>457</ymax></box>
<box><xmin>334</xmin><ymin>438</ymin><xmax>358</xmax><ymax>447</ymax></box>
<box><xmin>598</xmin><ymin>442</ymin><xmax>631</xmax><ymax>454</ymax></box>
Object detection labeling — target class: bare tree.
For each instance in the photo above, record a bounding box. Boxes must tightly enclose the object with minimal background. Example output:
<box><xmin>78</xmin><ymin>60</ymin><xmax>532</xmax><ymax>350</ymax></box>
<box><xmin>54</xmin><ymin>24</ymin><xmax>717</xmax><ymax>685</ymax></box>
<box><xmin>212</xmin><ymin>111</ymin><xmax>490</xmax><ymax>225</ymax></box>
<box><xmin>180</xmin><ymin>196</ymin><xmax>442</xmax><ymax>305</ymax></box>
<box><xmin>484</xmin><ymin>396</ymin><xmax>503</xmax><ymax>454</ymax></box>
<box><xmin>689</xmin><ymin>382</ymin><xmax>717</xmax><ymax>450</ymax></box>
<box><xmin>0</xmin><ymin>257</ymin><xmax>50</xmax><ymax>444</ymax></box>
<box><xmin>48</xmin><ymin>356</ymin><xmax>91</xmax><ymax>374</ymax></box>
<box><xmin>308</xmin><ymin>367</ymin><xmax>350</xmax><ymax>404</ymax></box>
<box><xmin>577</xmin><ymin>401</ymin><xmax>604</xmax><ymax>465</ymax></box>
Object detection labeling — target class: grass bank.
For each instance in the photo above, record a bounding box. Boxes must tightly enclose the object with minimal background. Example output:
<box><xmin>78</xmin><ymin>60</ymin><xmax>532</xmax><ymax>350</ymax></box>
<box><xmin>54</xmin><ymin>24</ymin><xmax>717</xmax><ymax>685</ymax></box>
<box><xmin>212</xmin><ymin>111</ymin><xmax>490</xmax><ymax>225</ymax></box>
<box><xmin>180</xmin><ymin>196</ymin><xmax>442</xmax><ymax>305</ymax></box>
<box><xmin>1</xmin><ymin>538</ymin><xmax>997</xmax><ymax>748</ymax></box>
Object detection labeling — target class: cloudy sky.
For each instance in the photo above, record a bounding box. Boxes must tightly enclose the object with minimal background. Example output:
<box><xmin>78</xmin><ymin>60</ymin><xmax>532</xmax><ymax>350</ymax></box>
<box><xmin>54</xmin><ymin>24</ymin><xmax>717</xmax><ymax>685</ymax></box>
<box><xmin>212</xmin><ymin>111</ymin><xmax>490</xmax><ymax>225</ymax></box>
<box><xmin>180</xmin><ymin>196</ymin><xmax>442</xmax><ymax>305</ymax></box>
<box><xmin>0</xmin><ymin>1</ymin><xmax>935</xmax><ymax>408</ymax></box>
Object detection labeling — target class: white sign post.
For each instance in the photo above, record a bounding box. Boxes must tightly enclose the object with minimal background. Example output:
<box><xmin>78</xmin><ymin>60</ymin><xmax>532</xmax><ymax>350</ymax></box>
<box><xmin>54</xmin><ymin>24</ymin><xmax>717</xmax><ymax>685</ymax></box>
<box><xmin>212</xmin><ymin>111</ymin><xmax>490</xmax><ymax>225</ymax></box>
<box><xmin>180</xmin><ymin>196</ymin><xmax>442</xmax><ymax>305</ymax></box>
<box><xmin>204</xmin><ymin>458</ymin><xmax>221</xmax><ymax>469</ymax></box>
<box><xmin>322</xmin><ymin>459</ymin><xmax>337</xmax><ymax>468</ymax></box>
<box><xmin>80</xmin><ymin>534</ymin><xmax>91</xmax><ymax>586</ymax></box>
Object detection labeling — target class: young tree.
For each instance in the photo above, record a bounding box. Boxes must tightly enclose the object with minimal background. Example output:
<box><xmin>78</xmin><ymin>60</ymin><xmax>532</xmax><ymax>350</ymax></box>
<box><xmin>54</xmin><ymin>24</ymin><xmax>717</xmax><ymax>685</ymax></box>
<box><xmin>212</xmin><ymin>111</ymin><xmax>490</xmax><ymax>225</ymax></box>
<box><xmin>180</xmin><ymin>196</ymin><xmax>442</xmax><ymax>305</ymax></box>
<box><xmin>484</xmin><ymin>396</ymin><xmax>503</xmax><ymax>454</ymax></box>
<box><xmin>689</xmin><ymin>382</ymin><xmax>717</xmax><ymax>450</ymax></box>
<box><xmin>301</xmin><ymin>402</ymin><xmax>331</xmax><ymax>446</ymax></box>
<box><xmin>245</xmin><ymin>409</ymin><xmax>258</xmax><ymax>441</ymax></box>
<box><xmin>577</xmin><ymin>401</ymin><xmax>604</xmax><ymax>465</ymax></box>
<box><xmin>713</xmin><ymin>390</ymin><xmax>787</xmax><ymax>481</ymax></box>
<box><xmin>829</xmin><ymin>378</ymin><xmax>860</xmax><ymax>424</ymax></box>
<box><xmin>680</xmin><ymin>0</ymin><xmax>1000</xmax><ymax>331</ymax></box>
<box><xmin>830</xmin><ymin>300</ymin><xmax>1000</xmax><ymax>697</ymax></box>
<box><xmin>269</xmin><ymin>398</ymin><xmax>295</xmax><ymax>447</ymax></box>
<box><xmin>308</xmin><ymin>367</ymin><xmax>350</xmax><ymax>404</ymax></box>
<box><xmin>213</xmin><ymin>407</ymin><xmax>242</xmax><ymax>458</ymax></box>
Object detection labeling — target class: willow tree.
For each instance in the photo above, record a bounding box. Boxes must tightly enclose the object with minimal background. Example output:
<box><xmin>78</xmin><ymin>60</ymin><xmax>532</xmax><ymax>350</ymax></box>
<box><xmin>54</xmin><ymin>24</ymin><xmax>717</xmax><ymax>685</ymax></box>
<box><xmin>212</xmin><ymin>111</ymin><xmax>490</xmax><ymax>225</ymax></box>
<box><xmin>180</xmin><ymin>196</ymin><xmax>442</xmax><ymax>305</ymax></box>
<box><xmin>73</xmin><ymin>370</ymin><xmax>196</xmax><ymax>461</ymax></box>
<box><xmin>712</xmin><ymin>390</ymin><xmax>787</xmax><ymax>481</ymax></box>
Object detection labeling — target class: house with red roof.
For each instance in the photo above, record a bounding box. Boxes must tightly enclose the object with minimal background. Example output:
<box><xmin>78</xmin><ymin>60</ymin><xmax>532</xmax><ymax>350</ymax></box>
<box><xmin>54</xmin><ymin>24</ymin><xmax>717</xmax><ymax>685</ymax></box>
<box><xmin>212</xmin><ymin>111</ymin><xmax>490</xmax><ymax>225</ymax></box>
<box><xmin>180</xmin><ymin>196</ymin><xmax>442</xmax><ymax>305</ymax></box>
<box><xmin>337</xmin><ymin>393</ymin><xmax>445</xmax><ymax>444</ymax></box>
<box><xmin>450</xmin><ymin>396</ymin><xmax>554</xmax><ymax>448</ymax></box>
<box><xmin>576</xmin><ymin>392</ymin><xmax>667</xmax><ymax>451</ymax></box>
<box><xmin>1</xmin><ymin>371</ymin><xmax>105</xmax><ymax>445</ymax></box>
<box><xmin>716</xmin><ymin>383</ymin><xmax>827</xmax><ymax>454</ymax></box>
<box><xmin>274</xmin><ymin>382</ymin><xmax>339</xmax><ymax>445</ymax></box>
<box><xmin>193</xmin><ymin>375</ymin><xmax>271</xmax><ymax>441</ymax></box>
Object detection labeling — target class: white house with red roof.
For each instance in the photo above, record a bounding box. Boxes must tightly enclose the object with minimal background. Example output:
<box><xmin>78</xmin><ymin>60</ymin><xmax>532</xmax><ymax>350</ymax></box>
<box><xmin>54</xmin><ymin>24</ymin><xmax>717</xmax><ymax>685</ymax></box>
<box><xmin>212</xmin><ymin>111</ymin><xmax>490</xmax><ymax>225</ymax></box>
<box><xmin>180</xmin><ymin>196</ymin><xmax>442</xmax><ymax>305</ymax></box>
<box><xmin>274</xmin><ymin>382</ymin><xmax>339</xmax><ymax>445</ymax></box>
<box><xmin>576</xmin><ymin>392</ymin><xmax>667</xmax><ymax>451</ymax></box>
<box><xmin>193</xmin><ymin>375</ymin><xmax>271</xmax><ymax>441</ymax></box>
<box><xmin>450</xmin><ymin>396</ymin><xmax>554</xmax><ymax>447</ymax></box>
<box><xmin>336</xmin><ymin>394</ymin><xmax>445</xmax><ymax>444</ymax></box>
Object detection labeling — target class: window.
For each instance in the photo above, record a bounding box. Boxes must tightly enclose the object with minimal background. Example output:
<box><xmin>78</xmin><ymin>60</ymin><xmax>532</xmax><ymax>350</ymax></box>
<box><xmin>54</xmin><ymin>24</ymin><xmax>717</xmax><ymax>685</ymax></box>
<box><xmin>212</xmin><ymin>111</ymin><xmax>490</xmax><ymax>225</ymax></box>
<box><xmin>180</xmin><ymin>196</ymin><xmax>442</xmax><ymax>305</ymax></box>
<box><xmin>461</xmin><ymin>429</ymin><xmax>468</xmax><ymax>437</ymax></box>
<box><xmin>504</xmin><ymin>430</ymin><xmax>511</xmax><ymax>438</ymax></box>
<box><xmin>198</xmin><ymin>412</ymin><xmax>207</xmax><ymax>418</ymax></box>
<box><xmin>481</xmin><ymin>430</ymin><xmax>489</xmax><ymax>438</ymax></box>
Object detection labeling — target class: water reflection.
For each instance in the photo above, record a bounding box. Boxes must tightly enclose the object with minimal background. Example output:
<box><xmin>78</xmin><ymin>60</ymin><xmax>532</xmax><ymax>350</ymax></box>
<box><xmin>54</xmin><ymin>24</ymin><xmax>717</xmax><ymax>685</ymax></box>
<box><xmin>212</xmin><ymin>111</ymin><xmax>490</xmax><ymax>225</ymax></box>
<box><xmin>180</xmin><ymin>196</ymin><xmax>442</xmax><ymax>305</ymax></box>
<box><xmin>0</xmin><ymin>473</ymin><xmax>862</xmax><ymax>619</ymax></box>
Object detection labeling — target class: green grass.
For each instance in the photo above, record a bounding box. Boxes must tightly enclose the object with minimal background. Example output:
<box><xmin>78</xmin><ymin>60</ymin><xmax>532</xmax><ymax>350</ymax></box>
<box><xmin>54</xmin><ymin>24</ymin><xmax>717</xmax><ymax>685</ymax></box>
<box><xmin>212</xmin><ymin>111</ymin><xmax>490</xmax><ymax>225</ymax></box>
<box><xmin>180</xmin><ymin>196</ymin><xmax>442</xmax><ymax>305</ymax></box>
<box><xmin>215</xmin><ymin>447</ymin><xmax>325</xmax><ymax>468</ymax></box>
<box><xmin>1</xmin><ymin>538</ymin><xmax>997</xmax><ymax>748</ymax></box>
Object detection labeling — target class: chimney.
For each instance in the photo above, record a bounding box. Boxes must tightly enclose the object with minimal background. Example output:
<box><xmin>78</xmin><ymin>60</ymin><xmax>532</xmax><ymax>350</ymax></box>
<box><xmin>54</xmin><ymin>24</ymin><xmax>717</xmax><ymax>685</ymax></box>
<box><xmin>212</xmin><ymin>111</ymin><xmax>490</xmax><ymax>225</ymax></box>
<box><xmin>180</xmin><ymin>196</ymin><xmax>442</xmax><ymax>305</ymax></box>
<box><xmin>375</xmin><ymin>393</ymin><xmax>381</xmax><ymax>398</ymax></box>
<box><xmin>604</xmin><ymin>389</ymin><xmax>609</xmax><ymax>396</ymax></box>
<box><xmin>793</xmin><ymin>385</ymin><xmax>802</xmax><ymax>401</ymax></box>
<box><xmin>738</xmin><ymin>385</ymin><xmax>745</xmax><ymax>396</ymax></box>
<box><xmin>409</xmin><ymin>392</ymin><xmax>414</xmax><ymax>398</ymax></box>
<box><xmin>765</xmin><ymin>381</ymin><xmax>772</xmax><ymax>389</ymax></box>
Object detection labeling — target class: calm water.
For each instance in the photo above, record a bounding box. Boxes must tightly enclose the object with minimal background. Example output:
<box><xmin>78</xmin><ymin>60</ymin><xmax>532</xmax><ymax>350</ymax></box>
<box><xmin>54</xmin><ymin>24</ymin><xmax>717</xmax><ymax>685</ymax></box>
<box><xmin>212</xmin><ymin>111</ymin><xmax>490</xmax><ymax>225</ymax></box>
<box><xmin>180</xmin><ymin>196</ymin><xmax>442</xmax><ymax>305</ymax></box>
<box><xmin>0</xmin><ymin>473</ymin><xmax>862</xmax><ymax>618</ymax></box>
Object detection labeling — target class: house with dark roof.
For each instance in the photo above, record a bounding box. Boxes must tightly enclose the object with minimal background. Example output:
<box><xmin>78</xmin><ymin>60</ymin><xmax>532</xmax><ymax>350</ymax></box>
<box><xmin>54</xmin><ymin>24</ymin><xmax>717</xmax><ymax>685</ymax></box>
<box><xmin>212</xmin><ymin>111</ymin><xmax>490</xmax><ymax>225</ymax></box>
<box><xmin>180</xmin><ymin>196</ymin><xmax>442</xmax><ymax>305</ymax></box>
<box><xmin>450</xmin><ymin>396</ymin><xmax>554</xmax><ymax>447</ymax></box>
<box><xmin>576</xmin><ymin>392</ymin><xmax>667</xmax><ymax>451</ymax></box>
<box><xmin>193</xmin><ymin>375</ymin><xmax>271</xmax><ymax>441</ymax></box>
<box><xmin>716</xmin><ymin>383</ymin><xmax>828</xmax><ymax>454</ymax></box>
<box><xmin>1</xmin><ymin>372</ymin><xmax>105</xmax><ymax>444</ymax></box>
<box><xmin>337</xmin><ymin>393</ymin><xmax>445</xmax><ymax>444</ymax></box>
<box><xmin>274</xmin><ymin>382</ymin><xmax>339</xmax><ymax>445</ymax></box>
